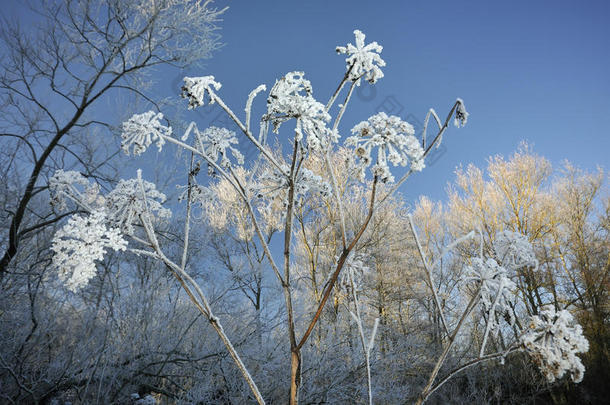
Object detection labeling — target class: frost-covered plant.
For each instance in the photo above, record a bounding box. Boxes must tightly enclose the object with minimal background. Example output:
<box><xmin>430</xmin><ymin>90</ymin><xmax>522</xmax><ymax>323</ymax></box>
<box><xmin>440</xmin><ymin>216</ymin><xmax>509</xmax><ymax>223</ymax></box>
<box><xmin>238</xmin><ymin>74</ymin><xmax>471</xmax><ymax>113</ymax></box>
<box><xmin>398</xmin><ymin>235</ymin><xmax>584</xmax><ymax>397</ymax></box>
<box><xmin>105</xmin><ymin>171</ymin><xmax>172</xmax><ymax>235</ymax></box>
<box><xmin>454</xmin><ymin>98</ymin><xmax>469</xmax><ymax>128</ymax></box>
<box><xmin>257</xmin><ymin>164</ymin><xmax>331</xmax><ymax>211</ymax></box>
<box><xmin>336</xmin><ymin>29</ymin><xmax>386</xmax><ymax>85</ymax></box>
<box><xmin>411</xmin><ymin>222</ymin><xmax>589</xmax><ymax>404</ymax></box>
<box><xmin>121</xmin><ymin>111</ymin><xmax>171</xmax><ymax>156</ymax></box>
<box><xmin>521</xmin><ymin>306</ymin><xmax>589</xmax><ymax>383</ymax></box>
<box><xmin>51</xmin><ymin>209</ymin><xmax>127</xmax><ymax>292</ymax></box>
<box><xmin>262</xmin><ymin>71</ymin><xmax>334</xmax><ymax>151</ymax></box>
<box><xmin>339</xmin><ymin>251</ymin><xmax>379</xmax><ymax>405</ymax></box>
<box><xmin>463</xmin><ymin>257</ymin><xmax>517</xmax><ymax>330</ymax></box>
<box><xmin>346</xmin><ymin>112</ymin><xmax>424</xmax><ymax>182</ymax></box>
<box><xmin>51</xmin><ymin>28</ymin><xmax>471</xmax><ymax>405</ymax></box>
<box><xmin>49</xmin><ymin>169</ymin><xmax>104</xmax><ymax>210</ymax></box>
<box><xmin>181</xmin><ymin>75</ymin><xmax>222</xmax><ymax>109</ymax></box>
<box><xmin>493</xmin><ymin>230</ymin><xmax>538</xmax><ymax>271</ymax></box>
<box><xmin>183</xmin><ymin>126</ymin><xmax>244</xmax><ymax>171</ymax></box>
<box><xmin>463</xmin><ymin>256</ymin><xmax>518</xmax><ymax>359</ymax></box>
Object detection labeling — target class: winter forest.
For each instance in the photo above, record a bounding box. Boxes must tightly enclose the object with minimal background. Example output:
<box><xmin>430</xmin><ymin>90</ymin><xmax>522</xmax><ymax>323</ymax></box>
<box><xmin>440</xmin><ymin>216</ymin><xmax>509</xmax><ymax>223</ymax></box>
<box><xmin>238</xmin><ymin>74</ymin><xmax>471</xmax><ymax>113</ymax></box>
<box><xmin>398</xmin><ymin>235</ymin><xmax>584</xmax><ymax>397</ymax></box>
<box><xmin>1</xmin><ymin>1</ymin><xmax>608</xmax><ymax>404</ymax></box>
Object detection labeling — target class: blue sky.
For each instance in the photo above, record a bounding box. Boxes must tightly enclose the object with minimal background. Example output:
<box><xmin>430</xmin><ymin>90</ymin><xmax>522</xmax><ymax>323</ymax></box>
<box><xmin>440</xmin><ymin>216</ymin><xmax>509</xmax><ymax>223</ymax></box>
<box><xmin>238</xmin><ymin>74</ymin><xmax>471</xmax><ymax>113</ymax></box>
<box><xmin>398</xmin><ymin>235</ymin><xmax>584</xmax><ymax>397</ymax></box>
<box><xmin>4</xmin><ymin>0</ymin><xmax>609</xmax><ymax>204</ymax></box>
<box><xmin>170</xmin><ymin>0</ymin><xmax>609</xmax><ymax>203</ymax></box>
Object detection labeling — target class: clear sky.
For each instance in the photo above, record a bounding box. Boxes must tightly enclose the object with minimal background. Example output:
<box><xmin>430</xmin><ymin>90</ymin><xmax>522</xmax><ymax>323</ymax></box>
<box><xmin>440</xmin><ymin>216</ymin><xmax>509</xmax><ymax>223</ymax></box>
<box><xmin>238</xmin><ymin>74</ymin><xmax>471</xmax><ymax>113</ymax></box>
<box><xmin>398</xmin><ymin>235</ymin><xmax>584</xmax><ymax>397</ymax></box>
<box><xmin>169</xmin><ymin>0</ymin><xmax>609</xmax><ymax>204</ymax></box>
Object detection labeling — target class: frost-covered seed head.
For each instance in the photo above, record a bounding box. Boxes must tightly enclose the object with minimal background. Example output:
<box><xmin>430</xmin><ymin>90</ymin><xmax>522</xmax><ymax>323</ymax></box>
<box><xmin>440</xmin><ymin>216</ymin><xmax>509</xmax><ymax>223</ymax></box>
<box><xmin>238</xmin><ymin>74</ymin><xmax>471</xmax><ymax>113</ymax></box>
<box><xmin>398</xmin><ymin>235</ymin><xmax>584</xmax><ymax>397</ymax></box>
<box><xmin>336</xmin><ymin>29</ymin><xmax>386</xmax><ymax>85</ymax></box>
<box><xmin>105</xmin><ymin>175</ymin><xmax>172</xmax><ymax>235</ymax></box>
<box><xmin>184</xmin><ymin>126</ymin><xmax>244</xmax><ymax>171</ymax></box>
<box><xmin>181</xmin><ymin>76</ymin><xmax>222</xmax><ymax>109</ymax></box>
<box><xmin>521</xmin><ymin>306</ymin><xmax>589</xmax><ymax>383</ymax></box>
<box><xmin>121</xmin><ymin>111</ymin><xmax>171</xmax><ymax>156</ymax></box>
<box><xmin>463</xmin><ymin>257</ymin><xmax>517</xmax><ymax>330</ymax></box>
<box><xmin>51</xmin><ymin>210</ymin><xmax>127</xmax><ymax>292</ymax></box>
<box><xmin>493</xmin><ymin>230</ymin><xmax>538</xmax><ymax>272</ymax></box>
<box><xmin>49</xmin><ymin>170</ymin><xmax>104</xmax><ymax>210</ymax></box>
<box><xmin>256</xmin><ymin>164</ymin><xmax>331</xmax><ymax>216</ymax></box>
<box><xmin>345</xmin><ymin>112</ymin><xmax>424</xmax><ymax>182</ymax></box>
<box><xmin>454</xmin><ymin>98</ymin><xmax>469</xmax><ymax>128</ymax></box>
<box><xmin>262</xmin><ymin>72</ymin><xmax>334</xmax><ymax>152</ymax></box>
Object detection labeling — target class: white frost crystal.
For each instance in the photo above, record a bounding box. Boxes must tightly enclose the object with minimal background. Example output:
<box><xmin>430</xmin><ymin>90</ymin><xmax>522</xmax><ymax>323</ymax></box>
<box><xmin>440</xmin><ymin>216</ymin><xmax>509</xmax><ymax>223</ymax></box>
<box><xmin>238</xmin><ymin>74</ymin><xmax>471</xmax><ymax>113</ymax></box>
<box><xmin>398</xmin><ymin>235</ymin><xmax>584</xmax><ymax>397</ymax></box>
<box><xmin>181</xmin><ymin>76</ymin><xmax>222</xmax><ymax>109</ymax></box>
<box><xmin>105</xmin><ymin>172</ymin><xmax>172</xmax><ymax>234</ymax></box>
<box><xmin>262</xmin><ymin>71</ymin><xmax>334</xmax><ymax>151</ymax></box>
<box><xmin>346</xmin><ymin>112</ymin><xmax>424</xmax><ymax>182</ymax></box>
<box><xmin>336</xmin><ymin>29</ymin><xmax>386</xmax><ymax>85</ymax></box>
<box><xmin>521</xmin><ymin>306</ymin><xmax>589</xmax><ymax>383</ymax></box>
<box><xmin>51</xmin><ymin>210</ymin><xmax>127</xmax><ymax>292</ymax></box>
<box><xmin>121</xmin><ymin>111</ymin><xmax>171</xmax><ymax>156</ymax></box>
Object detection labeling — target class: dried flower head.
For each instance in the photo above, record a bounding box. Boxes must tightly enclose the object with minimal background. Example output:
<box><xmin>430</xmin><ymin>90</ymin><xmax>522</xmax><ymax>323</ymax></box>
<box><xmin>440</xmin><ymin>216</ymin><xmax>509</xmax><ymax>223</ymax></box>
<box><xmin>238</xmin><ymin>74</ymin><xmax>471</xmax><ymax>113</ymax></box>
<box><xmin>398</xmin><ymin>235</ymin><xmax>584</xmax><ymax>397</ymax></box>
<box><xmin>336</xmin><ymin>30</ymin><xmax>386</xmax><ymax>85</ymax></box>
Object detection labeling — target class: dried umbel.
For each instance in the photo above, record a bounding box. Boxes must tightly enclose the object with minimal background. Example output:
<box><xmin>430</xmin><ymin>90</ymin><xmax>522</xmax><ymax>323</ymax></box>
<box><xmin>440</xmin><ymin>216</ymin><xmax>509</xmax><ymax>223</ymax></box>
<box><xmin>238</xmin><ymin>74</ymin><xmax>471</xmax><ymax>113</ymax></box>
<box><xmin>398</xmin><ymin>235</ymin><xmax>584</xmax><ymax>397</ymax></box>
<box><xmin>463</xmin><ymin>257</ymin><xmax>517</xmax><ymax>331</ymax></box>
<box><xmin>336</xmin><ymin>29</ymin><xmax>386</xmax><ymax>85</ymax></box>
<box><xmin>346</xmin><ymin>112</ymin><xmax>424</xmax><ymax>182</ymax></box>
<box><xmin>181</xmin><ymin>75</ymin><xmax>222</xmax><ymax>109</ymax></box>
<box><xmin>493</xmin><ymin>230</ymin><xmax>538</xmax><ymax>272</ymax></box>
<box><xmin>521</xmin><ymin>306</ymin><xmax>589</xmax><ymax>383</ymax></box>
<box><xmin>121</xmin><ymin>111</ymin><xmax>171</xmax><ymax>156</ymax></box>
<box><xmin>51</xmin><ymin>209</ymin><xmax>127</xmax><ymax>292</ymax></box>
<box><xmin>262</xmin><ymin>71</ymin><xmax>334</xmax><ymax>152</ymax></box>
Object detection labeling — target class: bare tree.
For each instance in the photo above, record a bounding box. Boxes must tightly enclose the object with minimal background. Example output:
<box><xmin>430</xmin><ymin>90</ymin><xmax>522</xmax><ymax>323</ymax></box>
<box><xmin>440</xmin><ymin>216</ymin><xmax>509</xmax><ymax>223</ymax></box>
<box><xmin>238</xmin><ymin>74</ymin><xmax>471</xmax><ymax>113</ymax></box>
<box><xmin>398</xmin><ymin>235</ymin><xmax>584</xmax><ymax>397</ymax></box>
<box><xmin>0</xmin><ymin>0</ymin><xmax>226</xmax><ymax>277</ymax></box>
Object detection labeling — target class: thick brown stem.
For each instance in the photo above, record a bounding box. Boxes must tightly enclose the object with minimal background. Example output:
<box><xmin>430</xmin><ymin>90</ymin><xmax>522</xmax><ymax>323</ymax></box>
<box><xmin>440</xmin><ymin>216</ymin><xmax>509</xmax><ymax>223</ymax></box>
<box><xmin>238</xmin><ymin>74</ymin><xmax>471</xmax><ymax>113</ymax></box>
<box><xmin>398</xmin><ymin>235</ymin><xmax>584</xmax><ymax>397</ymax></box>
<box><xmin>289</xmin><ymin>350</ymin><xmax>301</xmax><ymax>405</ymax></box>
<box><xmin>297</xmin><ymin>178</ymin><xmax>378</xmax><ymax>350</ymax></box>
<box><xmin>285</xmin><ymin>140</ymin><xmax>302</xmax><ymax>401</ymax></box>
